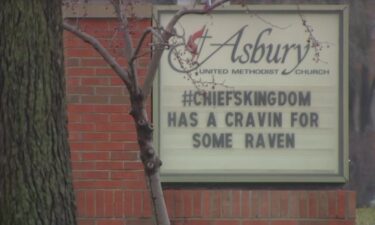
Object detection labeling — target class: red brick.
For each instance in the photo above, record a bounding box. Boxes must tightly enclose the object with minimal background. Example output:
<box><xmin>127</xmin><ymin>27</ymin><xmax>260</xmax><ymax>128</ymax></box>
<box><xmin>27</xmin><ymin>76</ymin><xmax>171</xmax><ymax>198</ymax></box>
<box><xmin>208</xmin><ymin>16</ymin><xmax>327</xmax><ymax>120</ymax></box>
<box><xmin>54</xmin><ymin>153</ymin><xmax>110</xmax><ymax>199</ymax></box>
<box><xmin>327</xmin><ymin>220</ymin><xmax>355</xmax><ymax>225</ymax></box>
<box><xmin>65</xmin><ymin>48</ymin><xmax>100</xmax><ymax>58</ymax></box>
<box><xmin>258</xmin><ymin>191</ymin><xmax>270</xmax><ymax>218</ymax></box>
<box><xmin>96</xmin><ymin>86</ymin><xmax>125</xmax><ymax>96</ymax></box>
<box><xmin>81</xmin><ymin>96</ymin><xmax>109</xmax><ymax>104</ymax></box>
<box><xmin>214</xmin><ymin>220</ymin><xmax>240</xmax><ymax>225</ymax></box>
<box><xmin>74</xmin><ymin>180</ymin><xmax>123</xmax><ymax>189</ymax></box>
<box><xmin>81</xmin><ymin>132</ymin><xmax>109</xmax><ymax>141</ymax></box>
<box><xmin>65</xmin><ymin>57</ymin><xmax>81</xmax><ymax>67</ymax></box>
<box><xmin>87</xmin><ymin>29</ymin><xmax>116</xmax><ymax>38</ymax></box>
<box><xmin>76</xmin><ymin>191</ymin><xmax>86</xmax><ymax>216</ymax></box>
<box><xmin>68</xmin><ymin>86</ymin><xmax>95</xmax><ymax>95</ymax></box>
<box><xmin>110</xmin><ymin>132</ymin><xmax>137</xmax><ymax>142</ymax></box>
<box><xmin>124</xmin><ymin>162</ymin><xmax>143</xmax><ymax>170</ymax></box>
<box><xmin>81</xmin><ymin>114</ymin><xmax>109</xmax><ymax>123</ymax></box>
<box><xmin>110</xmin><ymin>96</ymin><xmax>130</xmax><ymax>104</ymax></box>
<box><xmin>221</xmin><ymin>191</ymin><xmax>232</xmax><ymax>217</ymax></box>
<box><xmin>67</xmin><ymin>77</ymin><xmax>81</xmax><ymax>87</ymax></box>
<box><xmin>96</xmin><ymin>68</ymin><xmax>117</xmax><ymax>76</ymax></box>
<box><xmin>202</xmin><ymin>190</ymin><xmax>211</xmax><ymax>218</ymax></box>
<box><xmin>123</xmin><ymin>142</ymin><xmax>139</xmax><ymax>151</ymax></box>
<box><xmin>243</xmin><ymin>220</ymin><xmax>268</xmax><ymax>225</ymax></box>
<box><xmin>250</xmin><ymin>191</ymin><xmax>258</xmax><ymax>218</ymax></box>
<box><xmin>96</xmin><ymin>123</ymin><xmax>134</xmax><ymax>132</ymax></box>
<box><xmin>110</xmin><ymin>151</ymin><xmax>138</xmax><ymax>161</ymax></box>
<box><xmin>111</xmin><ymin>77</ymin><xmax>126</xmax><ymax>85</ymax></box>
<box><xmin>327</xmin><ymin>191</ymin><xmax>337</xmax><ymax>218</ymax></box>
<box><xmin>336</xmin><ymin>191</ymin><xmax>346</xmax><ymax>219</ymax></box>
<box><xmin>211</xmin><ymin>191</ymin><xmax>222</xmax><ymax>217</ymax></box>
<box><xmin>299</xmin><ymin>191</ymin><xmax>308</xmax><ymax>218</ymax></box>
<box><xmin>124</xmin><ymin>180</ymin><xmax>147</xmax><ymax>190</ymax></box>
<box><xmin>299</xmin><ymin>221</ymin><xmax>328</xmax><ymax>225</ymax></box>
<box><xmin>308</xmin><ymin>192</ymin><xmax>318</xmax><ymax>218</ymax></box>
<box><xmin>100</xmin><ymin>39</ymin><xmax>125</xmax><ymax>50</ymax></box>
<box><xmin>104</xmin><ymin>191</ymin><xmax>114</xmax><ymax>217</ymax></box>
<box><xmin>64</xmin><ymin>37</ymin><xmax>91</xmax><ymax>48</ymax></box>
<box><xmin>86</xmin><ymin>190</ymin><xmax>96</xmax><ymax>217</ymax></box>
<box><xmin>143</xmin><ymin>191</ymin><xmax>152</xmax><ymax>217</ymax></box>
<box><xmin>183</xmin><ymin>190</ymin><xmax>193</xmax><ymax>217</ymax></box>
<box><xmin>67</xmin><ymin>68</ymin><xmax>96</xmax><ymax>76</ymax></box>
<box><xmin>68</xmin><ymin>104</ymin><xmax>94</xmax><ymax>113</ymax></box>
<box><xmin>71</xmin><ymin>162</ymin><xmax>96</xmax><ymax>170</ymax></box>
<box><xmin>68</xmin><ymin>113</ymin><xmax>81</xmax><ymax>123</ymax></box>
<box><xmin>133</xmin><ymin>191</ymin><xmax>143</xmax><ymax>217</ymax></box>
<box><xmin>318</xmin><ymin>192</ymin><xmax>328</xmax><ymax>218</ymax></box>
<box><xmin>77</xmin><ymin>219</ymin><xmax>95</xmax><ymax>225</ymax></box>
<box><xmin>127</xmin><ymin>219</ymin><xmax>153</xmax><ymax>225</ymax></box>
<box><xmin>96</xmin><ymin>161</ymin><xmax>124</xmax><ymax>170</ymax></box>
<box><xmin>114</xmin><ymin>190</ymin><xmax>124</xmax><ymax>217</ymax></box>
<box><xmin>94</xmin><ymin>105</ymin><xmax>128</xmax><ymax>113</ymax></box>
<box><xmin>70</xmin><ymin>151</ymin><xmax>80</xmax><ymax>161</ymax></box>
<box><xmin>96</xmin><ymin>219</ymin><xmax>124</xmax><ymax>225</ymax></box>
<box><xmin>280</xmin><ymin>191</ymin><xmax>289</xmax><ymax>217</ymax></box>
<box><xmin>69</xmin><ymin>132</ymin><xmax>81</xmax><ymax>142</ymax></box>
<box><xmin>68</xmin><ymin>123</ymin><xmax>95</xmax><ymax>132</ymax></box>
<box><xmin>164</xmin><ymin>190</ymin><xmax>176</xmax><ymax>218</ymax></box>
<box><xmin>347</xmin><ymin>192</ymin><xmax>356</xmax><ymax>219</ymax></box>
<box><xmin>270</xmin><ymin>220</ymin><xmax>298</xmax><ymax>225</ymax></box>
<box><xmin>242</xmin><ymin>191</ymin><xmax>250</xmax><ymax>218</ymax></box>
<box><xmin>67</xmin><ymin>95</ymin><xmax>80</xmax><ymax>104</ymax></box>
<box><xmin>271</xmin><ymin>191</ymin><xmax>281</xmax><ymax>218</ymax></box>
<box><xmin>174</xmin><ymin>191</ymin><xmax>184</xmax><ymax>218</ymax></box>
<box><xmin>96</xmin><ymin>142</ymin><xmax>125</xmax><ymax>151</ymax></box>
<box><xmin>107</xmin><ymin>20</ymin><xmax>122</xmax><ymax>31</ymax></box>
<box><xmin>192</xmin><ymin>190</ymin><xmax>202</xmax><ymax>217</ymax></box>
<box><xmin>70</xmin><ymin>142</ymin><xmax>96</xmax><ymax>151</ymax></box>
<box><xmin>74</xmin><ymin>171</ymin><xmax>109</xmax><ymax>180</ymax></box>
<box><xmin>81</xmin><ymin>59</ymin><xmax>108</xmax><ymax>67</ymax></box>
<box><xmin>79</xmin><ymin>19</ymin><xmax>109</xmax><ymax>30</ymax></box>
<box><xmin>232</xmin><ymin>190</ymin><xmax>241</xmax><ymax>217</ymax></box>
<box><xmin>289</xmin><ymin>191</ymin><xmax>299</xmax><ymax>218</ymax></box>
<box><xmin>81</xmin><ymin>152</ymin><xmax>110</xmax><ymax>161</ymax></box>
<box><xmin>124</xmin><ymin>191</ymin><xmax>133</xmax><ymax>216</ymax></box>
<box><xmin>82</xmin><ymin>77</ymin><xmax>110</xmax><ymax>86</ymax></box>
<box><xmin>111</xmin><ymin>171</ymin><xmax>141</xmax><ymax>180</ymax></box>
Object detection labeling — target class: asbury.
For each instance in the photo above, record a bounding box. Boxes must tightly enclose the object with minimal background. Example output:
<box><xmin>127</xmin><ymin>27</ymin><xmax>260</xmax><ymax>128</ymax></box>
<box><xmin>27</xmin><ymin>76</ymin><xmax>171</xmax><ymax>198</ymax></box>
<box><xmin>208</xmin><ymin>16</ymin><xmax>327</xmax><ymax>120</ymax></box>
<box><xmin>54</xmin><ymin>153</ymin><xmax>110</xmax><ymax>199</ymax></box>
<box><xmin>168</xmin><ymin>26</ymin><xmax>311</xmax><ymax>75</ymax></box>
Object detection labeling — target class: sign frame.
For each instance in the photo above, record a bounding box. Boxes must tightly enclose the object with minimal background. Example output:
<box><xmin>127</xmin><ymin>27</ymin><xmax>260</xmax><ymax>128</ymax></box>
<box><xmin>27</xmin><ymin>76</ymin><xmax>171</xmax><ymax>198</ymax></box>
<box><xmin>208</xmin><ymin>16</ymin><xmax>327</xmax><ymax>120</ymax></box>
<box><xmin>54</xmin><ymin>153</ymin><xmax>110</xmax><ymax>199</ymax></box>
<box><xmin>153</xmin><ymin>4</ymin><xmax>349</xmax><ymax>183</ymax></box>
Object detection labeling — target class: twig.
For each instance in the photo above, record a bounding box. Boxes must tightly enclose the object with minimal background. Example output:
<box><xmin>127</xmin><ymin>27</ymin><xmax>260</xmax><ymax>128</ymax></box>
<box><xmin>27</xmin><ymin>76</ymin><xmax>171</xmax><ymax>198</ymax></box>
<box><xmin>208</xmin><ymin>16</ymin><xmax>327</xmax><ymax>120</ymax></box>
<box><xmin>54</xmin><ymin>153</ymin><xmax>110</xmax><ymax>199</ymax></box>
<box><xmin>63</xmin><ymin>22</ymin><xmax>132</xmax><ymax>90</ymax></box>
<box><xmin>141</xmin><ymin>0</ymin><xmax>230</xmax><ymax>99</ymax></box>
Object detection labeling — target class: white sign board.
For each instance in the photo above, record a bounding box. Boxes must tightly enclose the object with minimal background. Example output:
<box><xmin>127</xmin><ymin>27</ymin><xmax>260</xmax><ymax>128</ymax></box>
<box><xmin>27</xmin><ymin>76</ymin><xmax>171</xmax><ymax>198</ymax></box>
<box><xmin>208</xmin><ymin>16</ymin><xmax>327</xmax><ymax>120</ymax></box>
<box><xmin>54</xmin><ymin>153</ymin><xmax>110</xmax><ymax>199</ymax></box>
<box><xmin>153</xmin><ymin>5</ymin><xmax>348</xmax><ymax>182</ymax></box>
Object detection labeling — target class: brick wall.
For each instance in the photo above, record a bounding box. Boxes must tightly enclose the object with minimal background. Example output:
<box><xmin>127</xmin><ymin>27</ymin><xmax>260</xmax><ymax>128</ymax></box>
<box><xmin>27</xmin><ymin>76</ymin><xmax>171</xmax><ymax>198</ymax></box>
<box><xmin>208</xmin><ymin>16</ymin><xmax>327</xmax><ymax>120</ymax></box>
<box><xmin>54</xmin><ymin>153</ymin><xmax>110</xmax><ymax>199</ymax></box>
<box><xmin>64</xmin><ymin>18</ymin><xmax>356</xmax><ymax>225</ymax></box>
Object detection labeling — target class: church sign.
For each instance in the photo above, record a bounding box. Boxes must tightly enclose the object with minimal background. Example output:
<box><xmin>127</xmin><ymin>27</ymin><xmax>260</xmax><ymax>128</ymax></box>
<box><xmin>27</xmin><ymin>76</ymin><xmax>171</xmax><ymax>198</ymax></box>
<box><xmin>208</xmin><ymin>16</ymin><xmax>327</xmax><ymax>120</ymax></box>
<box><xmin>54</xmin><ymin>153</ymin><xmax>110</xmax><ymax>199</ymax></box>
<box><xmin>153</xmin><ymin>5</ymin><xmax>349</xmax><ymax>182</ymax></box>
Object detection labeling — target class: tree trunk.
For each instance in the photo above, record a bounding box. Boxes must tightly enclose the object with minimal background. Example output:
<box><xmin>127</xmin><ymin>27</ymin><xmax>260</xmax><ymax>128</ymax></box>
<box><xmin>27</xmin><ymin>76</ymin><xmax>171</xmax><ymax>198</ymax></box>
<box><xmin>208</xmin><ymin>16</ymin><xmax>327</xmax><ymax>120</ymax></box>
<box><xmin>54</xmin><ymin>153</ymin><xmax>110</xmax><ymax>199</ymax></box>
<box><xmin>0</xmin><ymin>1</ymin><xmax>77</xmax><ymax>225</ymax></box>
<box><xmin>129</xmin><ymin>92</ymin><xmax>170</xmax><ymax>225</ymax></box>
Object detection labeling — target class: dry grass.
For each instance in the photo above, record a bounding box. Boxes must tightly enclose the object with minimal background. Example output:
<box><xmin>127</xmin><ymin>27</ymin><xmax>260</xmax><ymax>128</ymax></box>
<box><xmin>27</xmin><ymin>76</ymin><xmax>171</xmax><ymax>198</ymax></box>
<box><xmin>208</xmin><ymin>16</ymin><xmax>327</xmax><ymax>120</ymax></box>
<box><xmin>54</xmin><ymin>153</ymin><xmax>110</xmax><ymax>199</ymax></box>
<box><xmin>357</xmin><ymin>208</ymin><xmax>375</xmax><ymax>225</ymax></box>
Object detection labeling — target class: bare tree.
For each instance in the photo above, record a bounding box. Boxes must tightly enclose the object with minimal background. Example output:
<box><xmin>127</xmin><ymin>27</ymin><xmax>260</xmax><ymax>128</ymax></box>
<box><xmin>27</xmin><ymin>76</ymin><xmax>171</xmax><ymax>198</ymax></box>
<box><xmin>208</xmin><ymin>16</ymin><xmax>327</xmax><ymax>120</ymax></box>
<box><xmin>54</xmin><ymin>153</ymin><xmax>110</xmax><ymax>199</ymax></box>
<box><xmin>63</xmin><ymin>1</ymin><xmax>230</xmax><ymax>224</ymax></box>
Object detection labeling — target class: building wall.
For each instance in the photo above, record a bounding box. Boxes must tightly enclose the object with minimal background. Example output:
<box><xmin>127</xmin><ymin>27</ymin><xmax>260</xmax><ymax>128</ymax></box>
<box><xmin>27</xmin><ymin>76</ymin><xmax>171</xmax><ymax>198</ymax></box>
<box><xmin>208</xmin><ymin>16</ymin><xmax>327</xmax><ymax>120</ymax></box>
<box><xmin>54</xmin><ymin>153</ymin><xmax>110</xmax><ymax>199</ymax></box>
<box><xmin>64</xmin><ymin>14</ymin><xmax>356</xmax><ymax>225</ymax></box>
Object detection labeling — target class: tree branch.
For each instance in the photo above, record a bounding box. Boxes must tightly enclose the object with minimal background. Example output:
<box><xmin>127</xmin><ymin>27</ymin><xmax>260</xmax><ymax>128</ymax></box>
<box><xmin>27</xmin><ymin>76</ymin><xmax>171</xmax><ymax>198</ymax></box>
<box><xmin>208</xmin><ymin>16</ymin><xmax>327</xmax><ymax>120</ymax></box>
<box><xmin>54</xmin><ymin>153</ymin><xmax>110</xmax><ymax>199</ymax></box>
<box><xmin>111</xmin><ymin>0</ymin><xmax>141</xmax><ymax>94</ymax></box>
<box><xmin>63</xmin><ymin>21</ymin><xmax>132</xmax><ymax>90</ymax></box>
<box><xmin>130</xmin><ymin>27</ymin><xmax>163</xmax><ymax>66</ymax></box>
<box><xmin>141</xmin><ymin>0</ymin><xmax>230</xmax><ymax>99</ymax></box>
<box><xmin>112</xmin><ymin>0</ymin><xmax>134</xmax><ymax>60</ymax></box>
